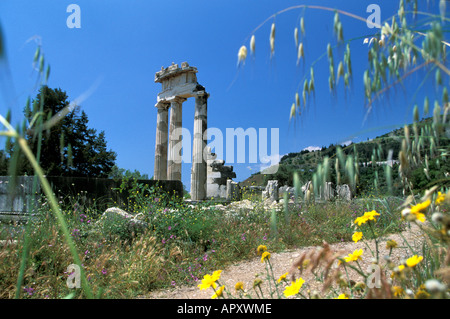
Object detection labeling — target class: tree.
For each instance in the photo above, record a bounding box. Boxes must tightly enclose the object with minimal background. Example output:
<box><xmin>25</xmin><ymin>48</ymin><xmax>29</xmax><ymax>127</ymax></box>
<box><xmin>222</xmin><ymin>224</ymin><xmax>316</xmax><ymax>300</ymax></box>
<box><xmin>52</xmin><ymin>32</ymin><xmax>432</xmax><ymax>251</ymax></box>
<box><xmin>23</xmin><ymin>86</ymin><xmax>116</xmax><ymax>178</ymax></box>
<box><xmin>0</xmin><ymin>149</ymin><xmax>8</xmax><ymax>175</ymax></box>
<box><xmin>108</xmin><ymin>165</ymin><xmax>149</xmax><ymax>180</ymax></box>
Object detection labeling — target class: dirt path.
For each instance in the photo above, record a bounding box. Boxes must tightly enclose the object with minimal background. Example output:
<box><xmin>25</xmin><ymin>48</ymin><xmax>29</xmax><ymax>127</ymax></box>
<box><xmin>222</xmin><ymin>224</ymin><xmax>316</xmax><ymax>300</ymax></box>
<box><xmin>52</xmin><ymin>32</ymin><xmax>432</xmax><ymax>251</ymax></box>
<box><xmin>142</xmin><ymin>224</ymin><xmax>425</xmax><ymax>299</ymax></box>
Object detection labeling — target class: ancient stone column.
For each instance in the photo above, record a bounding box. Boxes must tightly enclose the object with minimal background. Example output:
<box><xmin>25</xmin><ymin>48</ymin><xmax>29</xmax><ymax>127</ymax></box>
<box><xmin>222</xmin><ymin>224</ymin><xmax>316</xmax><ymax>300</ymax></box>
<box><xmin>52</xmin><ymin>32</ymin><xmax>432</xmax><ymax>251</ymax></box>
<box><xmin>168</xmin><ymin>97</ymin><xmax>185</xmax><ymax>181</ymax></box>
<box><xmin>190</xmin><ymin>91</ymin><xmax>208</xmax><ymax>200</ymax></box>
<box><xmin>154</xmin><ymin>102</ymin><xmax>169</xmax><ymax>180</ymax></box>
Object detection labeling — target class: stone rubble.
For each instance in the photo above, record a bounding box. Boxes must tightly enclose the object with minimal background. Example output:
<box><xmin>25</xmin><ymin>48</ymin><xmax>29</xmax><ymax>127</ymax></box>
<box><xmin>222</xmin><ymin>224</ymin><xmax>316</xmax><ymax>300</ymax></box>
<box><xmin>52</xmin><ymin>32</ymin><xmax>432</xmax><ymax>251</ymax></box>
<box><xmin>98</xmin><ymin>207</ymin><xmax>148</xmax><ymax>236</ymax></box>
<box><xmin>205</xmin><ymin>147</ymin><xmax>238</xmax><ymax>200</ymax></box>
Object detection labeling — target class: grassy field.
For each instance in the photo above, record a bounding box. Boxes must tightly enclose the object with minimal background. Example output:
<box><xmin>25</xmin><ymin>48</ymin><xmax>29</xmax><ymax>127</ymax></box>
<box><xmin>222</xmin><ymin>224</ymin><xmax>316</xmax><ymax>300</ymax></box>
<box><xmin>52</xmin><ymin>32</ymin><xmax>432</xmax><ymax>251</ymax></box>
<box><xmin>2</xmin><ymin>182</ymin><xmax>445</xmax><ymax>299</ymax></box>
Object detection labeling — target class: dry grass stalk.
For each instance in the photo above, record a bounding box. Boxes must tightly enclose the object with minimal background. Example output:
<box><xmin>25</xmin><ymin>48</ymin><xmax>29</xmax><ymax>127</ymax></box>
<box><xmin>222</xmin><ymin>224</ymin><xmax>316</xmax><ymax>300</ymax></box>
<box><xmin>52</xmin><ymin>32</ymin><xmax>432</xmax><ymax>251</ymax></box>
<box><xmin>288</xmin><ymin>242</ymin><xmax>345</xmax><ymax>290</ymax></box>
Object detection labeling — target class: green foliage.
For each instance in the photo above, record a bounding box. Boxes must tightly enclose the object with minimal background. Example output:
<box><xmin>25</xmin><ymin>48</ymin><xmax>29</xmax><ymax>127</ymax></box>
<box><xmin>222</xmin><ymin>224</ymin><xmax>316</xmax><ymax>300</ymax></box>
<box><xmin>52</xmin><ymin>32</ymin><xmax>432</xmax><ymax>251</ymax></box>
<box><xmin>113</xmin><ymin>177</ymin><xmax>182</xmax><ymax>213</ymax></box>
<box><xmin>99</xmin><ymin>211</ymin><xmax>138</xmax><ymax>242</ymax></box>
<box><xmin>22</xmin><ymin>86</ymin><xmax>117</xmax><ymax>178</ymax></box>
<box><xmin>254</xmin><ymin>117</ymin><xmax>449</xmax><ymax>197</ymax></box>
<box><xmin>108</xmin><ymin>165</ymin><xmax>149</xmax><ymax>180</ymax></box>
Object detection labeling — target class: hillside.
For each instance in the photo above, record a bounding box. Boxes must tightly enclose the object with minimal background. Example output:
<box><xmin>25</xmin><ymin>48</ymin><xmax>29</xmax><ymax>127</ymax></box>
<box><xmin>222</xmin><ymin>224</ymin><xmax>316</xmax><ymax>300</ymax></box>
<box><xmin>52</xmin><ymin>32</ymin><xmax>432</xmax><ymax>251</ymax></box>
<box><xmin>240</xmin><ymin>117</ymin><xmax>450</xmax><ymax>196</ymax></box>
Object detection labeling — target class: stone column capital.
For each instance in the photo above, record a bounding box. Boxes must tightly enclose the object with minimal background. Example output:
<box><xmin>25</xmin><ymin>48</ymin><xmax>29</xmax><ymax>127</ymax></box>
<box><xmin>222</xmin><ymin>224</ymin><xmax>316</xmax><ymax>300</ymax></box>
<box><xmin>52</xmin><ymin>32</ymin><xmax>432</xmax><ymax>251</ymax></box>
<box><xmin>168</xmin><ymin>96</ymin><xmax>187</xmax><ymax>104</ymax></box>
<box><xmin>195</xmin><ymin>91</ymin><xmax>210</xmax><ymax>99</ymax></box>
<box><xmin>155</xmin><ymin>101</ymin><xmax>170</xmax><ymax>109</ymax></box>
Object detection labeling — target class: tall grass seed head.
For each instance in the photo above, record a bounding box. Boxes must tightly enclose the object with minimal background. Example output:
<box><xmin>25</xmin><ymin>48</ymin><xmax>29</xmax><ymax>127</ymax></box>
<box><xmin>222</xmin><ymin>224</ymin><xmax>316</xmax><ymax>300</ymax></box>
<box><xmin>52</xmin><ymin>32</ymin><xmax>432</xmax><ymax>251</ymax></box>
<box><xmin>294</xmin><ymin>27</ymin><xmax>299</xmax><ymax>47</ymax></box>
<box><xmin>401</xmin><ymin>207</ymin><xmax>411</xmax><ymax>219</ymax></box>
<box><xmin>250</xmin><ymin>35</ymin><xmax>255</xmax><ymax>55</ymax></box>
<box><xmin>237</xmin><ymin>45</ymin><xmax>247</xmax><ymax>64</ymax></box>
<box><xmin>297</xmin><ymin>42</ymin><xmax>304</xmax><ymax>62</ymax></box>
<box><xmin>424</xmin><ymin>279</ymin><xmax>447</xmax><ymax>293</ymax></box>
<box><xmin>270</xmin><ymin>23</ymin><xmax>276</xmax><ymax>55</ymax></box>
<box><xmin>432</xmin><ymin>212</ymin><xmax>444</xmax><ymax>223</ymax></box>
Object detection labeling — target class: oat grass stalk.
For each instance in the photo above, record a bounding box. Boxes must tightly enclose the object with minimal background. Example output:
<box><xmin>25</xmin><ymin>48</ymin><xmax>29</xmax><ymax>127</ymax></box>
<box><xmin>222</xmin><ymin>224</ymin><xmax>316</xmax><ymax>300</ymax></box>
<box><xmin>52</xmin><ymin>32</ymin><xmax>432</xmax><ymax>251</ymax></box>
<box><xmin>0</xmin><ymin>116</ymin><xmax>93</xmax><ymax>299</ymax></box>
<box><xmin>368</xmin><ymin>221</ymin><xmax>380</xmax><ymax>262</ymax></box>
<box><xmin>265</xmin><ymin>258</ymin><xmax>281</xmax><ymax>298</ymax></box>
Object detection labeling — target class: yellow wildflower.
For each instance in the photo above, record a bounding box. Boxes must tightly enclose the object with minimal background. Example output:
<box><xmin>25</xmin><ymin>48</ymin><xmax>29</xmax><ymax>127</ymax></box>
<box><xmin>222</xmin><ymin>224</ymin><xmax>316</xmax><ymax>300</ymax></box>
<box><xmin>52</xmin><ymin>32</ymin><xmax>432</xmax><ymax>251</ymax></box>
<box><xmin>354</xmin><ymin>215</ymin><xmax>369</xmax><ymax>226</ymax></box>
<box><xmin>406</xmin><ymin>255</ymin><xmax>423</xmax><ymax>268</ymax></box>
<box><xmin>261</xmin><ymin>251</ymin><xmax>271</xmax><ymax>263</ymax></box>
<box><xmin>283</xmin><ymin>278</ymin><xmax>305</xmax><ymax>297</ymax></box>
<box><xmin>386</xmin><ymin>239</ymin><xmax>398</xmax><ymax>249</ymax></box>
<box><xmin>277</xmin><ymin>273</ymin><xmax>289</xmax><ymax>283</ymax></box>
<box><xmin>197</xmin><ymin>270</ymin><xmax>222</xmax><ymax>290</ymax></box>
<box><xmin>415</xmin><ymin>289</ymin><xmax>430</xmax><ymax>299</ymax></box>
<box><xmin>344</xmin><ymin>249</ymin><xmax>363</xmax><ymax>263</ymax></box>
<box><xmin>354</xmin><ymin>210</ymin><xmax>380</xmax><ymax>226</ymax></box>
<box><xmin>365</xmin><ymin>210</ymin><xmax>380</xmax><ymax>221</ymax></box>
<box><xmin>435</xmin><ymin>192</ymin><xmax>446</xmax><ymax>205</ymax></box>
<box><xmin>335</xmin><ymin>293</ymin><xmax>349</xmax><ymax>299</ymax></box>
<box><xmin>414</xmin><ymin>212</ymin><xmax>426</xmax><ymax>223</ymax></box>
<box><xmin>391</xmin><ymin>264</ymin><xmax>406</xmax><ymax>279</ymax></box>
<box><xmin>354</xmin><ymin>282</ymin><xmax>366</xmax><ymax>291</ymax></box>
<box><xmin>403</xmin><ymin>207</ymin><xmax>426</xmax><ymax>223</ymax></box>
<box><xmin>198</xmin><ymin>274</ymin><xmax>218</xmax><ymax>290</ymax></box>
<box><xmin>211</xmin><ymin>285</ymin><xmax>225</xmax><ymax>299</ymax></box>
<box><xmin>410</xmin><ymin>200</ymin><xmax>430</xmax><ymax>214</ymax></box>
<box><xmin>235</xmin><ymin>281</ymin><xmax>244</xmax><ymax>291</ymax></box>
<box><xmin>253</xmin><ymin>278</ymin><xmax>263</xmax><ymax>288</ymax></box>
<box><xmin>392</xmin><ymin>286</ymin><xmax>404</xmax><ymax>297</ymax></box>
<box><xmin>403</xmin><ymin>200</ymin><xmax>429</xmax><ymax>223</ymax></box>
<box><xmin>352</xmin><ymin>231</ymin><xmax>363</xmax><ymax>243</ymax></box>
<box><xmin>257</xmin><ymin>245</ymin><xmax>267</xmax><ymax>255</ymax></box>
<box><xmin>211</xmin><ymin>270</ymin><xmax>222</xmax><ymax>281</ymax></box>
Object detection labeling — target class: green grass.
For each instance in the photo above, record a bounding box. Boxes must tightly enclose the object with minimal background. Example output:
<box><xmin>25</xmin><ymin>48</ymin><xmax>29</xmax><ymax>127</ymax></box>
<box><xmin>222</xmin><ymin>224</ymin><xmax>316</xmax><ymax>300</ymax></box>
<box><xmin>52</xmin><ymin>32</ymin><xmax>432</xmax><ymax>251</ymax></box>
<box><xmin>0</xmin><ymin>188</ymin><xmax>408</xmax><ymax>299</ymax></box>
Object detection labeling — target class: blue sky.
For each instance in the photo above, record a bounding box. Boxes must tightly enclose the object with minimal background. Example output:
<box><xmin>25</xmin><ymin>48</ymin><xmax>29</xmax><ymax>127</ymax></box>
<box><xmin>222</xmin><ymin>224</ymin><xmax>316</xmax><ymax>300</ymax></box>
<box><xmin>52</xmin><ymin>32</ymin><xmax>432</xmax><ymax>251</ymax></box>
<box><xmin>0</xmin><ymin>1</ymin><xmax>445</xmax><ymax>189</ymax></box>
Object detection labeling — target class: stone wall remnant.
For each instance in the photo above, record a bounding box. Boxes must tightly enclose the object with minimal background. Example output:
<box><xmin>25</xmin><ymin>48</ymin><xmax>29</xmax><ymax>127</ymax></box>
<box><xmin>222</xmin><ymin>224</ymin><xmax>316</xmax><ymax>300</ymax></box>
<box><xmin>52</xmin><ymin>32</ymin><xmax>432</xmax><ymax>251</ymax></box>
<box><xmin>226</xmin><ymin>179</ymin><xmax>241</xmax><ymax>201</ymax></box>
<box><xmin>206</xmin><ymin>147</ymin><xmax>237</xmax><ymax>199</ymax></box>
<box><xmin>262</xmin><ymin>180</ymin><xmax>279</xmax><ymax>202</ymax></box>
<box><xmin>336</xmin><ymin>184</ymin><xmax>353</xmax><ymax>201</ymax></box>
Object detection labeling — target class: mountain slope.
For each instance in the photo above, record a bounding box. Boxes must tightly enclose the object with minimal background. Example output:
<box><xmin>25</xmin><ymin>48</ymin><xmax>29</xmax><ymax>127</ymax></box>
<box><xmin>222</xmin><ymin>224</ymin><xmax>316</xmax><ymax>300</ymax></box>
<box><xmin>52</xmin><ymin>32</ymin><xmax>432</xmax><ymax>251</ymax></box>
<box><xmin>240</xmin><ymin>117</ymin><xmax>450</xmax><ymax>196</ymax></box>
